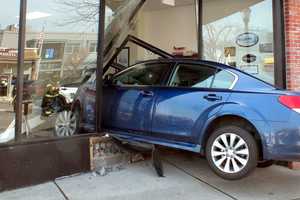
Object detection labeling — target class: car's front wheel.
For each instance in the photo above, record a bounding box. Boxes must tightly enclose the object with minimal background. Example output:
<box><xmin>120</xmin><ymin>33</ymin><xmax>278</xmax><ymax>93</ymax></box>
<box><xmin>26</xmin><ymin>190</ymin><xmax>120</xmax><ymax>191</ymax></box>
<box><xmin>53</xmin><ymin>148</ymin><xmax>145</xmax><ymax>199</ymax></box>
<box><xmin>54</xmin><ymin>109</ymin><xmax>79</xmax><ymax>137</ymax></box>
<box><xmin>206</xmin><ymin>125</ymin><xmax>258</xmax><ymax>180</ymax></box>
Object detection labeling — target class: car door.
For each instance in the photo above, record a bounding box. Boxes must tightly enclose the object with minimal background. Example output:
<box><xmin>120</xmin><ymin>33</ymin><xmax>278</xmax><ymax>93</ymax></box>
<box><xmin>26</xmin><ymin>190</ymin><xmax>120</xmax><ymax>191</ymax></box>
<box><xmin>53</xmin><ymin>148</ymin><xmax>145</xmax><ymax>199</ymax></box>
<box><xmin>151</xmin><ymin>62</ymin><xmax>236</xmax><ymax>144</ymax></box>
<box><xmin>104</xmin><ymin>61</ymin><xmax>172</xmax><ymax>135</ymax></box>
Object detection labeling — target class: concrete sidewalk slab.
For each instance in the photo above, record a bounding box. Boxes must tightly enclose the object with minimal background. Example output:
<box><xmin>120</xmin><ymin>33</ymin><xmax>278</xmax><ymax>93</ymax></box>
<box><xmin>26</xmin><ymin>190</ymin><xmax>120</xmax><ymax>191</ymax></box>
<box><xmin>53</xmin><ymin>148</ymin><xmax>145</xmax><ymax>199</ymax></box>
<box><xmin>1</xmin><ymin>182</ymin><xmax>65</xmax><ymax>200</ymax></box>
<box><xmin>165</xmin><ymin>151</ymin><xmax>300</xmax><ymax>200</ymax></box>
<box><xmin>56</xmin><ymin>161</ymin><xmax>232</xmax><ymax>200</ymax></box>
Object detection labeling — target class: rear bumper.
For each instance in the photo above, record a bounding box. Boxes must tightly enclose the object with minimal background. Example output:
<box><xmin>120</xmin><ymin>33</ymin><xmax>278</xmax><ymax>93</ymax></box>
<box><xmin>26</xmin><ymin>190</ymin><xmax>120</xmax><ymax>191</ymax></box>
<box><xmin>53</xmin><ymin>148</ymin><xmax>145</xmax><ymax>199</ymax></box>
<box><xmin>263</xmin><ymin>113</ymin><xmax>300</xmax><ymax>161</ymax></box>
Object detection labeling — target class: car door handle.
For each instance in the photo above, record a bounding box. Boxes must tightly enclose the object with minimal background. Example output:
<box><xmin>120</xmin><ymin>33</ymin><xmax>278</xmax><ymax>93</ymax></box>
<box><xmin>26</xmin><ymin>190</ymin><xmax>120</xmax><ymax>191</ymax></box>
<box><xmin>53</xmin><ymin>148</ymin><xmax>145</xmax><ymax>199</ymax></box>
<box><xmin>140</xmin><ymin>90</ymin><xmax>154</xmax><ymax>97</ymax></box>
<box><xmin>204</xmin><ymin>94</ymin><xmax>222</xmax><ymax>101</ymax></box>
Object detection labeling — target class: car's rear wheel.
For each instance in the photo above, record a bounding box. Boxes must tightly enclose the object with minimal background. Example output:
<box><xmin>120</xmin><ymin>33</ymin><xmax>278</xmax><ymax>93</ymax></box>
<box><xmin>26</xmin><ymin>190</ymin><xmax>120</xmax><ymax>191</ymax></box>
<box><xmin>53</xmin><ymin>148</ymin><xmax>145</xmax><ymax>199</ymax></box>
<box><xmin>54</xmin><ymin>109</ymin><xmax>79</xmax><ymax>137</ymax></box>
<box><xmin>206</xmin><ymin>125</ymin><xmax>258</xmax><ymax>180</ymax></box>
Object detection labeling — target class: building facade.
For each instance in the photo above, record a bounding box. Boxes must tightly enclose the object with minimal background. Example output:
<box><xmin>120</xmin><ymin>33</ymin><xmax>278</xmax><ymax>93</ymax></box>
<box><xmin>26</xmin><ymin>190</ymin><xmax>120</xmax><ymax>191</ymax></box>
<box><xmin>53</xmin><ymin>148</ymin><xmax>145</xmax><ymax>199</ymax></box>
<box><xmin>0</xmin><ymin>0</ymin><xmax>300</xmax><ymax>191</ymax></box>
<box><xmin>285</xmin><ymin>0</ymin><xmax>300</xmax><ymax>90</ymax></box>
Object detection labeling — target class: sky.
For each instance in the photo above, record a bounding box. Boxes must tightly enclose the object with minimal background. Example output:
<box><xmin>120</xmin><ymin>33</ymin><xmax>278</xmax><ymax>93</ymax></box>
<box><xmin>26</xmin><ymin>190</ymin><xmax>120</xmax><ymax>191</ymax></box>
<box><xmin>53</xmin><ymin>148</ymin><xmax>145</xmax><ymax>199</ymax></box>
<box><xmin>0</xmin><ymin>0</ymin><xmax>99</xmax><ymax>32</ymax></box>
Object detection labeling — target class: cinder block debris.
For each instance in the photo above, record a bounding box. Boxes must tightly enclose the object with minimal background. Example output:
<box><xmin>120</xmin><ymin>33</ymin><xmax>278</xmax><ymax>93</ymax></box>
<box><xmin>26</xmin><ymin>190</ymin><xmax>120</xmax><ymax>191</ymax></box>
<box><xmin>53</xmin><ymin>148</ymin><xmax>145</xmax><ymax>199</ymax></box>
<box><xmin>90</xmin><ymin>136</ymin><xmax>146</xmax><ymax>176</ymax></box>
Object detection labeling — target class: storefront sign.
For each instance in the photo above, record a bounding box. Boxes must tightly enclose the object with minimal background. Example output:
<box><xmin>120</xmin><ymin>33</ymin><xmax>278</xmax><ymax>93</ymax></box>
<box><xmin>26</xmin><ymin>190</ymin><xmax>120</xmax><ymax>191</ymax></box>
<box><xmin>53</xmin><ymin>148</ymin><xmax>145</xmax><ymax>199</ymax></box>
<box><xmin>0</xmin><ymin>48</ymin><xmax>18</xmax><ymax>57</ymax></box>
<box><xmin>236</xmin><ymin>32</ymin><xmax>259</xmax><ymax>47</ymax></box>
<box><xmin>0</xmin><ymin>48</ymin><xmax>39</xmax><ymax>60</ymax></box>
<box><xmin>242</xmin><ymin>54</ymin><xmax>257</xmax><ymax>63</ymax></box>
<box><xmin>259</xmin><ymin>43</ymin><xmax>273</xmax><ymax>53</ymax></box>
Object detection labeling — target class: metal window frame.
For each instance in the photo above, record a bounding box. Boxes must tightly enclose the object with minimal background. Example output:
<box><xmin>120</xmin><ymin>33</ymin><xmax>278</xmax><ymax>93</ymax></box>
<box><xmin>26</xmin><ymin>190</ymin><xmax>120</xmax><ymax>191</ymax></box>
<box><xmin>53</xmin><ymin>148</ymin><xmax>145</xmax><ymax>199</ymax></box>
<box><xmin>15</xmin><ymin>0</ymin><xmax>27</xmax><ymax>141</ymax></box>
<box><xmin>273</xmin><ymin>0</ymin><xmax>286</xmax><ymax>89</ymax></box>
<box><xmin>95</xmin><ymin>0</ymin><xmax>106</xmax><ymax>133</ymax></box>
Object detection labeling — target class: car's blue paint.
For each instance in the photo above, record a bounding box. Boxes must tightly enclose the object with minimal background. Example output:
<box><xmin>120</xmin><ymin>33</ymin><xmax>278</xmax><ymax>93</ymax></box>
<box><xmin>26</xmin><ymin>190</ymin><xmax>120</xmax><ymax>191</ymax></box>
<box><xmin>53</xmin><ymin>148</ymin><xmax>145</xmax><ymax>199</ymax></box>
<box><xmin>74</xmin><ymin>59</ymin><xmax>300</xmax><ymax>162</ymax></box>
<box><xmin>108</xmin><ymin>86</ymin><xmax>155</xmax><ymax>133</ymax></box>
<box><xmin>151</xmin><ymin>87</ymin><xmax>231</xmax><ymax>143</ymax></box>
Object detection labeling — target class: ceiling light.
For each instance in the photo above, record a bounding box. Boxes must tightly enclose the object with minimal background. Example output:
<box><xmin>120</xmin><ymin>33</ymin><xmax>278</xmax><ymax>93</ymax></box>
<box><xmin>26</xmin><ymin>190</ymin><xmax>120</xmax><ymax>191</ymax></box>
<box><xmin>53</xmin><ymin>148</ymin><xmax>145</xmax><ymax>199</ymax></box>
<box><xmin>162</xmin><ymin>0</ymin><xmax>175</xmax><ymax>6</ymax></box>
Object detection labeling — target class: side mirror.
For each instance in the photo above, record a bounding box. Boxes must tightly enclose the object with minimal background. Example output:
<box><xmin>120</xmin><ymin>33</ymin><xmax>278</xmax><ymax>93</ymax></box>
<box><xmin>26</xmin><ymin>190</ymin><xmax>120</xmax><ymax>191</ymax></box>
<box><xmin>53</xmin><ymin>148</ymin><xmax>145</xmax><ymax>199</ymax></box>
<box><xmin>104</xmin><ymin>73</ymin><xmax>114</xmax><ymax>85</ymax></box>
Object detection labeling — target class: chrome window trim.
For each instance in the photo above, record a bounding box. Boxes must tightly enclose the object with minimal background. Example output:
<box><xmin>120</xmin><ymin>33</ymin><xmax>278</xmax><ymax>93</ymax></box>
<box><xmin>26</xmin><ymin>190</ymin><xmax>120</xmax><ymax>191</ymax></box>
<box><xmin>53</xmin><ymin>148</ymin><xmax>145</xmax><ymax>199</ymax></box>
<box><xmin>225</xmin><ymin>69</ymin><xmax>239</xmax><ymax>90</ymax></box>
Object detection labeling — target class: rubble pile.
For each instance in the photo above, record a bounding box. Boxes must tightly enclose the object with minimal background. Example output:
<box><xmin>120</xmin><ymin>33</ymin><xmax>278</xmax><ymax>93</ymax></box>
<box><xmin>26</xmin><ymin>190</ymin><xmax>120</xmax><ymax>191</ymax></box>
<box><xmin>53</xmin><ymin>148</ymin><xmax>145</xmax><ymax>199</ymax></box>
<box><xmin>90</xmin><ymin>136</ymin><xmax>146</xmax><ymax>176</ymax></box>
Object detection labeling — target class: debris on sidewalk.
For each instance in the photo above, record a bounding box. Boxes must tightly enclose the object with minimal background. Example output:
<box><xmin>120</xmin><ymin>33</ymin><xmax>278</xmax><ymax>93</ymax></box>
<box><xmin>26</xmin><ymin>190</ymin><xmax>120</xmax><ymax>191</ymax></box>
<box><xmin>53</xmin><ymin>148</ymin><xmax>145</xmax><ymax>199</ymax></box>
<box><xmin>90</xmin><ymin>136</ymin><xmax>146</xmax><ymax>176</ymax></box>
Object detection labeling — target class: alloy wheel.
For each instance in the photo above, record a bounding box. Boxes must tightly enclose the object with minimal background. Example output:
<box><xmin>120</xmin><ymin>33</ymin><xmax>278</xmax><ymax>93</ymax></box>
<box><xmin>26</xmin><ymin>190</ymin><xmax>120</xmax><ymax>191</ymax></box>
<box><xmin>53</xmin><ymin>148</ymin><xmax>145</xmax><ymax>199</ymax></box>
<box><xmin>55</xmin><ymin>110</ymin><xmax>77</xmax><ymax>137</ymax></box>
<box><xmin>211</xmin><ymin>133</ymin><xmax>249</xmax><ymax>174</ymax></box>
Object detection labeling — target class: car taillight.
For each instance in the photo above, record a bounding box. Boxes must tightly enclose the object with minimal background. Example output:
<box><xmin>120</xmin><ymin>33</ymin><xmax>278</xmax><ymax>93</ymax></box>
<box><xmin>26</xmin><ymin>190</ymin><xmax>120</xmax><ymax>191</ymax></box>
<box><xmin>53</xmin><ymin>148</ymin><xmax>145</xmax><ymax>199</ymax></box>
<box><xmin>279</xmin><ymin>96</ymin><xmax>300</xmax><ymax>114</ymax></box>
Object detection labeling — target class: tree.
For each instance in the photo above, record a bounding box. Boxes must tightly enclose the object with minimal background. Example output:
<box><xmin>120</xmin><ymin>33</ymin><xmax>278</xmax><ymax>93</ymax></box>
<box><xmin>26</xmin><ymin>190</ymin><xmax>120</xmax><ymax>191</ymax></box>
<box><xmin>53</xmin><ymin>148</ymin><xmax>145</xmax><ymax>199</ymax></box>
<box><xmin>203</xmin><ymin>24</ymin><xmax>237</xmax><ymax>63</ymax></box>
<box><xmin>54</xmin><ymin>0</ymin><xmax>100</xmax><ymax>27</ymax></box>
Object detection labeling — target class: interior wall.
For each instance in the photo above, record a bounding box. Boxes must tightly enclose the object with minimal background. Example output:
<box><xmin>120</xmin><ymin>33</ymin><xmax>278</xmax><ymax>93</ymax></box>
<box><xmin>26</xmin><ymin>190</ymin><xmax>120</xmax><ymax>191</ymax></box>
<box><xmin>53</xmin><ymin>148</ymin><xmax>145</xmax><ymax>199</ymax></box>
<box><xmin>135</xmin><ymin>4</ymin><xmax>198</xmax><ymax>55</ymax></box>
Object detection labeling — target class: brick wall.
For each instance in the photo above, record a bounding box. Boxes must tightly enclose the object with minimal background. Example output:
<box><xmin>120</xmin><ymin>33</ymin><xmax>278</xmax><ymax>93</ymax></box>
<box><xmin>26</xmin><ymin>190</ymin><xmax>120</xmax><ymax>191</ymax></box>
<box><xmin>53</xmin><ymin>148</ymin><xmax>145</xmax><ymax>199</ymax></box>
<box><xmin>284</xmin><ymin>0</ymin><xmax>300</xmax><ymax>169</ymax></box>
<box><xmin>284</xmin><ymin>0</ymin><xmax>300</xmax><ymax>90</ymax></box>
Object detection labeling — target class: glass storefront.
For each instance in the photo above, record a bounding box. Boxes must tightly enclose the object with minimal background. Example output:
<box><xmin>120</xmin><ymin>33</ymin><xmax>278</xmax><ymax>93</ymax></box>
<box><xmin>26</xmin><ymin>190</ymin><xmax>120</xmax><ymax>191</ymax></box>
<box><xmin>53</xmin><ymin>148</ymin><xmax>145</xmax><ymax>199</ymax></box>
<box><xmin>0</xmin><ymin>1</ymin><xmax>19</xmax><ymax>143</ymax></box>
<box><xmin>202</xmin><ymin>0</ymin><xmax>275</xmax><ymax>84</ymax></box>
<box><xmin>16</xmin><ymin>0</ymin><xmax>99</xmax><ymax>140</ymax></box>
<box><xmin>0</xmin><ymin>0</ymin><xmax>283</xmax><ymax>146</ymax></box>
<box><xmin>0</xmin><ymin>0</ymin><xmax>145</xmax><ymax>144</ymax></box>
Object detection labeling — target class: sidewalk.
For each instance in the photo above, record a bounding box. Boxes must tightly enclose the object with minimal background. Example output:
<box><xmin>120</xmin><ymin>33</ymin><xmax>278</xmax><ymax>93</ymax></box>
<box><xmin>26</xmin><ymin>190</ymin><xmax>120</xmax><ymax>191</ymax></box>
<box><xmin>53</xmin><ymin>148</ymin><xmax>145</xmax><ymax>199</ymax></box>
<box><xmin>2</xmin><ymin>151</ymin><xmax>300</xmax><ymax>200</ymax></box>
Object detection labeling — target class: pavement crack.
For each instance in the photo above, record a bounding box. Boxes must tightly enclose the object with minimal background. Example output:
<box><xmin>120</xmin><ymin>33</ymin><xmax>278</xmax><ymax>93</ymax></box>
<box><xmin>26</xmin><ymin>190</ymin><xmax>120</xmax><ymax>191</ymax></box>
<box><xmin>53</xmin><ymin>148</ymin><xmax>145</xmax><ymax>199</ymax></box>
<box><xmin>165</xmin><ymin>159</ymin><xmax>238</xmax><ymax>200</ymax></box>
<box><xmin>54</xmin><ymin>180</ymin><xmax>70</xmax><ymax>200</ymax></box>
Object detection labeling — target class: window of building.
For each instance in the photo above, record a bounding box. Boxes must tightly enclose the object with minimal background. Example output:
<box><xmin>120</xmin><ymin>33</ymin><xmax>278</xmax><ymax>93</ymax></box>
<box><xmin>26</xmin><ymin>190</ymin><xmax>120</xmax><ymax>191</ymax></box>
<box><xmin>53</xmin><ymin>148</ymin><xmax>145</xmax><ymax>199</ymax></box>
<box><xmin>202</xmin><ymin>0</ymin><xmax>275</xmax><ymax>84</ymax></box>
<box><xmin>65</xmin><ymin>43</ymin><xmax>81</xmax><ymax>54</ymax></box>
<box><xmin>0</xmin><ymin>0</ymin><xmax>19</xmax><ymax>143</ymax></box>
<box><xmin>89</xmin><ymin>42</ymin><xmax>97</xmax><ymax>53</ymax></box>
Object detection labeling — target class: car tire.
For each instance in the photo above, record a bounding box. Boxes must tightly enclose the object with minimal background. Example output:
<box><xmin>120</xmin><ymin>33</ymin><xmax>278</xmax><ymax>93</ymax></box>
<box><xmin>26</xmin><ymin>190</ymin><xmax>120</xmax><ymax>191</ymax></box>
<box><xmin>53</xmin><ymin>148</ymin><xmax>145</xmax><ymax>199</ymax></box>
<box><xmin>54</xmin><ymin>108</ymin><xmax>80</xmax><ymax>137</ymax></box>
<box><xmin>206</xmin><ymin>125</ymin><xmax>258</xmax><ymax>180</ymax></box>
<box><xmin>257</xmin><ymin>160</ymin><xmax>274</xmax><ymax>168</ymax></box>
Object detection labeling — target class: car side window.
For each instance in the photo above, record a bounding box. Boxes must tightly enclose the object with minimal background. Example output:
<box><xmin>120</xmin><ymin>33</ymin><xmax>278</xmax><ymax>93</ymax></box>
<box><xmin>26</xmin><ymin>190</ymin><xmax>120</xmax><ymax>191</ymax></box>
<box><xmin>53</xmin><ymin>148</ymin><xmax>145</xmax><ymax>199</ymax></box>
<box><xmin>212</xmin><ymin>70</ymin><xmax>236</xmax><ymax>89</ymax></box>
<box><xmin>113</xmin><ymin>63</ymin><xmax>170</xmax><ymax>86</ymax></box>
<box><xmin>170</xmin><ymin>64</ymin><xmax>216</xmax><ymax>88</ymax></box>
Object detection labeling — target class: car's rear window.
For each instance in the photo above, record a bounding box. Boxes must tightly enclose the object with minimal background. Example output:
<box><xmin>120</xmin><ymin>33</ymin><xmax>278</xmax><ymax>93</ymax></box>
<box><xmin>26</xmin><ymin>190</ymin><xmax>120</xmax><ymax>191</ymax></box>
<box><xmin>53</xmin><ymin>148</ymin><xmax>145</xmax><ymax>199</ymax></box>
<box><xmin>212</xmin><ymin>70</ymin><xmax>236</xmax><ymax>89</ymax></box>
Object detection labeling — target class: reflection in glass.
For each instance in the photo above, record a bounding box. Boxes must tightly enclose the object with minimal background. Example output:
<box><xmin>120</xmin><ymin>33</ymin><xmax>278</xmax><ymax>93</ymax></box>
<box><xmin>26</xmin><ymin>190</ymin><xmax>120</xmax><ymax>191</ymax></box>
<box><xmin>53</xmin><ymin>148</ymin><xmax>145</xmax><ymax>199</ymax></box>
<box><xmin>20</xmin><ymin>0</ymin><xmax>101</xmax><ymax>140</ymax></box>
<box><xmin>13</xmin><ymin>0</ymin><xmax>145</xmax><ymax>140</ymax></box>
<box><xmin>202</xmin><ymin>0</ymin><xmax>275</xmax><ymax>84</ymax></box>
<box><xmin>0</xmin><ymin>1</ymin><xmax>20</xmax><ymax>143</ymax></box>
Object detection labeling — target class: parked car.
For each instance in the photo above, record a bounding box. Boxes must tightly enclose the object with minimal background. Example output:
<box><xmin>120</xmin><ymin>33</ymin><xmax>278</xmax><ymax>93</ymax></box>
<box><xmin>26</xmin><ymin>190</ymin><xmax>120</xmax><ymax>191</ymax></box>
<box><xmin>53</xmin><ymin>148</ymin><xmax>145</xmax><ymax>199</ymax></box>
<box><xmin>55</xmin><ymin>58</ymin><xmax>300</xmax><ymax>180</ymax></box>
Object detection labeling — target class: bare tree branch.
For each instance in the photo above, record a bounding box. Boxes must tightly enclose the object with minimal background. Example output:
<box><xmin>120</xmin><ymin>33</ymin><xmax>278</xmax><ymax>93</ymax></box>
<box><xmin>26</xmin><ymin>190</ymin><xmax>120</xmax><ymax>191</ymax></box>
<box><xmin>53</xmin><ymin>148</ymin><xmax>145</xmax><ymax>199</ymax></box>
<box><xmin>54</xmin><ymin>0</ymin><xmax>100</xmax><ymax>27</ymax></box>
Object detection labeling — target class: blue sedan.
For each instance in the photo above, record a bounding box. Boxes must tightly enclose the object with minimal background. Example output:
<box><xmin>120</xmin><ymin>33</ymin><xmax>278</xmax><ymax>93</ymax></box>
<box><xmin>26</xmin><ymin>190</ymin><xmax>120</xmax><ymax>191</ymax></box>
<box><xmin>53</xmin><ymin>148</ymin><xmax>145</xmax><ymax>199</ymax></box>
<box><xmin>55</xmin><ymin>59</ymin><xmax>300</xmax><ymax>180</ymax></box>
